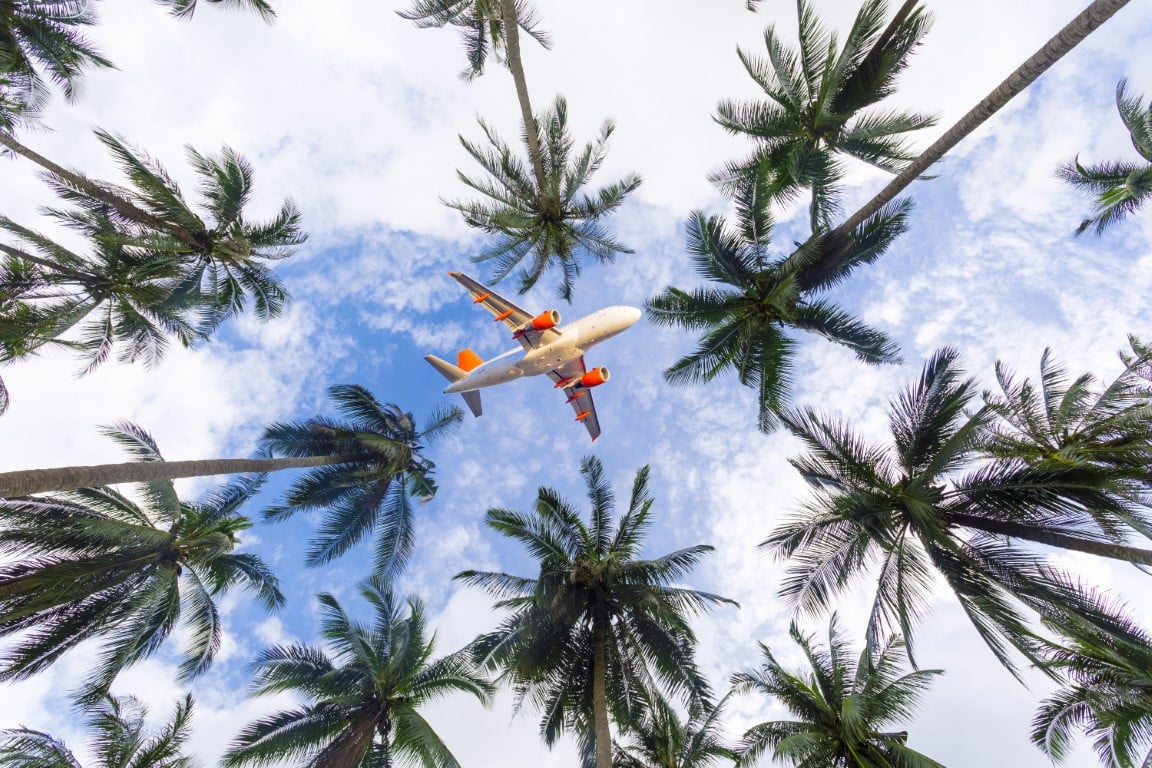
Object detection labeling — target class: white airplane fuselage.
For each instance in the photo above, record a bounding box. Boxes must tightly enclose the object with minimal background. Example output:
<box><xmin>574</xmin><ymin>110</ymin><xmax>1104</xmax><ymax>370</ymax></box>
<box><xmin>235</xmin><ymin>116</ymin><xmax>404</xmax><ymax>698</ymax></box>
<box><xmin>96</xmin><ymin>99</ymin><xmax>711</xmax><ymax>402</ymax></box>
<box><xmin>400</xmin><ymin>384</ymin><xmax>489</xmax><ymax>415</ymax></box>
<box><xmin>443</xmin><ymin>306</ymin><xmax>641</xmax><ymax>393</ymax></box>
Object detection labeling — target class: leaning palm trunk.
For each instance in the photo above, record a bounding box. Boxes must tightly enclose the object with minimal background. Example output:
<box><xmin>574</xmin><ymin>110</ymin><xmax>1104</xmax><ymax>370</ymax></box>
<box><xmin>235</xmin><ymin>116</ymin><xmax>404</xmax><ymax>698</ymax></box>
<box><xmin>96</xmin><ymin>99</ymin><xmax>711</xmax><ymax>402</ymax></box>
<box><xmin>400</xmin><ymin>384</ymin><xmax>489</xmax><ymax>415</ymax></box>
<box><xmin>948</xmin><ymin>513</ymin><xmax>1152</xmax><ymax>565</ymax></box>
<box><xmin>0</xmin><ymin>454</ymin><xmax>357</xmax><ymax>498</ymax></box>
<box><xmin>498</xmin><ymin>0</ymin><xmax>547</xmax><ymax>191</ymax></box>
<box><xmin>0</xmin><ymin>131</ymin><xmax>198</xmax><ymax>249</ymax></box>
<box><xmin>830</xmin><ymin>0</ymin><xmax>1132</xmax><ymax>240</ymax></box>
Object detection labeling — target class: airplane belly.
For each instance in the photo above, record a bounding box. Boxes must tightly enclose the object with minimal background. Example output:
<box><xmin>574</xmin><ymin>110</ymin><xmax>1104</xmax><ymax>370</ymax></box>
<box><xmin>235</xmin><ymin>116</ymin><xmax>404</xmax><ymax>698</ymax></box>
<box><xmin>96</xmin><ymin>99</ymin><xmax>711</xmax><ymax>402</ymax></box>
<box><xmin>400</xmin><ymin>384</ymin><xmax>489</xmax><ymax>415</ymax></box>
<box><xmin>522</xmin><ymin>331</ymin><xmax>583</xmax><ymax>376</ymax></box>
<box><xmin>445</xmin><ymin>356</ymin><xmax>525</xmax><ymax>392</ymax></box>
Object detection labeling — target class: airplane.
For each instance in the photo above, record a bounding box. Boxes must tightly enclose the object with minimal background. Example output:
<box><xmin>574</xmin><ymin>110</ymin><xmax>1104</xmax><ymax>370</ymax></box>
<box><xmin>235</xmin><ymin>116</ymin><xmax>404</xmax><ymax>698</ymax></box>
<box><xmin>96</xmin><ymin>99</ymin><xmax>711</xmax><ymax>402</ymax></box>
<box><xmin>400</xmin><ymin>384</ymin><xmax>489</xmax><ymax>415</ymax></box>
<box><xmin>424</xmin><ymin>272</ymin><xmax>642</xmax><ymax>441</ymax></box>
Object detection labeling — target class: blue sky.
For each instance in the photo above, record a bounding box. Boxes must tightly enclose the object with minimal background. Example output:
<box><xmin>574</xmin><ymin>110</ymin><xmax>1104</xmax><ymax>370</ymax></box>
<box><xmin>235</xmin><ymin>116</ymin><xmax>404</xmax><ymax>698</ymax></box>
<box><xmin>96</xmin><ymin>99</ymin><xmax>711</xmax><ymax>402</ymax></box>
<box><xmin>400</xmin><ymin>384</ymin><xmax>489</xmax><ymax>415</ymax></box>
<box><xmin>3</xmin><ymin>0</ymin><xmax>1152</xmax><ymax>765</ymax></box>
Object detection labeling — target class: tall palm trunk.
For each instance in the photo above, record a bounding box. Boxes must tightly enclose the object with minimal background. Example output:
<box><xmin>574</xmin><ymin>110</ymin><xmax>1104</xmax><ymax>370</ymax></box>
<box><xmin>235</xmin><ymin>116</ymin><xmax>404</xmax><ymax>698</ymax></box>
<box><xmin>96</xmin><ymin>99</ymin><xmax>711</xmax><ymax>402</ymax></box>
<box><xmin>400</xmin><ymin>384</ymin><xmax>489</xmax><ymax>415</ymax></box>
<box><xmin>829</xmin><ymin>0</ymin><xmax>1132</xmax><ymax>240</ymax></box>
<box><xmin>498</xmin><ymin>0</ymin><xmax>548</xmax><ymax>193</ymax></box>
<box><xmin>591</xmin><ymin>611</ymin><xmax>612</xmax><ymax>768</ymax></box>
<box><xmin>948</xmin><ymin>512</ymin><xmax>1152</xmax><ymax>565</ymax></box>
<box><xmin>0</xmin><ymin>454</ymin><xmax>359</xmax><ymax>498</ymax></box>
<box><xmin>0</xmin><ymin>131</ymin><xmax>200</xmax><ymax>250</ymax></box>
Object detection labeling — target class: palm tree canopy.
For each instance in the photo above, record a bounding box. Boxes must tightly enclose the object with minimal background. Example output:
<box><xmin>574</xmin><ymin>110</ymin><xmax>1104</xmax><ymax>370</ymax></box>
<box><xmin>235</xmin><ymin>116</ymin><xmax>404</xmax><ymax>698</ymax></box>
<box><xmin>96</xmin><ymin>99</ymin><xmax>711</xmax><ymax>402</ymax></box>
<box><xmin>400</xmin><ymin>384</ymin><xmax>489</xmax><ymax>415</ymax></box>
<box><xmin>0</xmin><ymin>423</ymin><xmax>282</xmax><ymax>705</ymax></box>
<box><xmin>763</xmin><ymin>347</ymin><xmax>1152</xmax><ymax>679</ymax></box>
<box><xmin>1032</xmin><ymin>601</ymin><xmax>1152</xmax><ymax>768</ymax></box>
<box><xmin>397</xmin><ymin>0</ymin><xmax>549</xmax><ymax>80</ymax></box>
<box><xmin>0</xmin><ymin>209</ymin><xmax>200</xmax><ymax>375</ymax></box>
<box><xmin>614</xmin><ymin>692</ymin><xmax>736</xmax><ymax>768</ymax></box>
<box><xmin>260</xmin><ymin>384</ymin><xmax>462</xmax><ymax>577</ymax></box>
<box><xmin>224</xmin><ymin>575</ymin><xmax>494</xmax><ymax>768</ymax></box>
<box><xmin>0</xmin><ymin>693</ymin><xmax>196</xmax><ymax>768</ymax></box>
<box><xmin>446</xmin><ymin>95</ymin><xmax>642</xmax><ymax>301</ymax></box>
<box><xmin>646</xmin><ymin>165</ymin><xmax>906</xmax><ymax>433</ymax></box>
<box><xmin>456</xmin><ymin>456</ymin><xmax>736</xmax><ymax>758</ymax></box>
<box><xmin>713</xmin><ymin>0</ymin><xmax>935</xmax><ymax>229</ymax></box>
<box><xmin>1059</xmin><ymin>79</ymin><xmax>1152</xmax><ymax>234</ymax></box>
<box><xmin>0</xmin><ymin>0</ymin><xmax>112</xmax><ymax>107</ymax></box>
<box><xmin>733</xmin><ymin>617</ymin><xmax>944</xmax><ymax>768</ymax></box>
<box><xmin>157</xmin><ymin>0</ymin><xmax>276</xmax><ymax>22</ymax></box>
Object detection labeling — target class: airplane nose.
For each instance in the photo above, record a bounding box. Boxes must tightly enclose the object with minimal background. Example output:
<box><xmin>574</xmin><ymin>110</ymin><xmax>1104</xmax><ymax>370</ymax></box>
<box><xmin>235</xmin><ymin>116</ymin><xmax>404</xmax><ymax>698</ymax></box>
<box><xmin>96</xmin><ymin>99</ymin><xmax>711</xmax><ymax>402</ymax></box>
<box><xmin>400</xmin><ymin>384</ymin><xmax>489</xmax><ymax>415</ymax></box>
<box><xmin>624</xmin><ymin>306</ymin><xmax>642</xmax><ymax>325</ymax></box>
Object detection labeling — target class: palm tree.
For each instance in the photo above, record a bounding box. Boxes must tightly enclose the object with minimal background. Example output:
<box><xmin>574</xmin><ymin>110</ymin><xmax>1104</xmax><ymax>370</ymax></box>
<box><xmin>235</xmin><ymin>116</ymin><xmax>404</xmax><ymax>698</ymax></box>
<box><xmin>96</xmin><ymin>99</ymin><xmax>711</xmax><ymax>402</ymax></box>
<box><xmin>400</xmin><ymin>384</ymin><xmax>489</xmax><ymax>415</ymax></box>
<box><xmin>157</xmin><ymin>0</ymin><xmax>277</xmax><ymax>22</ymax></box>
<box><xmin>0</xmin><ymin>693</ymin><xmax>197</xmax><ymax>768</ymax></box>
<box><xmin>614</xmin><ymin>693</ymin><xmax>736</xmax><ymax>768</ymax></box>
<box><xmin>980</xmin><ymin>346</ymin><xmax>1152</xmax><ymax>540</ymax></box>
<box><xmin>456</xmin><ymin>456</ymin><xmax>736</xmax><ymax>768</ymax></box>
<box><xmin>259</xmin><ymin>385</ymin><xmax>462</xmax><ymax>577</ymax></box>
<box><xmin>448</xmin><ymin>95</ymin><xmax>641</xmax><ymax>300</ymax></box>
<box><xmin>1032</xmin><ymin>603</ymin><xmax>1152</xmax><ymax>768</ymax></box>
<box><xmin>1059</xmin><ymin>79</ymin><xmax>1152</xmax><ymax>234</ymax></box>
<box><xmin>0</xmin><ymin>128</ymin><xmax>305</xmax><ymax>332</ymax></box>
<box><xmin>0</xmin><ymin>423</ymin><xmax>282</xmax><ymax>706</ymax></box>
<box><xmin>763</xmin><ymin>348</ymin><xmax>1152</xmax><ymax>678</ymax></box>
<box><xmin>645</xmin><ymin>165</ymin><xmax>905</xmax><ymax>433</ymax></box>
<box><xmin>0</xmin><ymin>210</ymin><xmax>200</xmax><ymax>376</ymax></box>
<box><xmin>733</xmin><ymin>617</ymin><xmax>944</xmax><ymax>768</ymax></box>
<box><xmin>828</xmin><ymin>0</ymin><xmax>1131</xmax><ymax>243</ymax></box>
<box><xmin>223</xmin><ymin>575</ymin><xmax>494</xmax><ymax>768</ymax></box>
<box><xmin>0</xmin><ymin>387</ymin><xmax>458</xmax><ymax>578</ymax></box>
<box><xmin>713</xmin><ymin>0</ymin><xmax>935</xmax><ymax>230</ymax></box>
<box><xmin>0</xmin><ymin>0</ymin><xmax>112</xmax><ymax>114</ymax></box>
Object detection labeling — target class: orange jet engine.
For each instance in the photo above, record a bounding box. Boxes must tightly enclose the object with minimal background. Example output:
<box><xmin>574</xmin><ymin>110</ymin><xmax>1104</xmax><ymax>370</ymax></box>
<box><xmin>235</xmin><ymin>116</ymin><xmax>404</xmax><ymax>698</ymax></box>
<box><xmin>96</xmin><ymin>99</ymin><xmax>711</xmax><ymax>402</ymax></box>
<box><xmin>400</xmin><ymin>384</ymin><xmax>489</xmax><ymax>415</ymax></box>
<box><xmin>513</xmin><ymin>310</ymin><xmax>560</xmax><ymax>338</ymax></box>
<box><xmin>580</xmin><ymin>367</ymin><xmax>611</xmax><ymax>388</ymax></box>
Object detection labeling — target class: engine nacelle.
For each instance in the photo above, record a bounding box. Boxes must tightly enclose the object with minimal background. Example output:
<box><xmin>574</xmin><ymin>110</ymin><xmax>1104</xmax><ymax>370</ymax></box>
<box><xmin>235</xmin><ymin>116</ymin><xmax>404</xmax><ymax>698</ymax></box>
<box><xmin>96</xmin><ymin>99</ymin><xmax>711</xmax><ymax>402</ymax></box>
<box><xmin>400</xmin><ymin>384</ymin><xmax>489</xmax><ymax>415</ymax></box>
<box><xmin>580</xmin><ymin>366</ymin><xmax>610</xmax><ymax>388</ymax></box>
<box><xmin>529</xmin><ymin>310</ymin><xmax>560</xmax><ymax>331</ymax></box>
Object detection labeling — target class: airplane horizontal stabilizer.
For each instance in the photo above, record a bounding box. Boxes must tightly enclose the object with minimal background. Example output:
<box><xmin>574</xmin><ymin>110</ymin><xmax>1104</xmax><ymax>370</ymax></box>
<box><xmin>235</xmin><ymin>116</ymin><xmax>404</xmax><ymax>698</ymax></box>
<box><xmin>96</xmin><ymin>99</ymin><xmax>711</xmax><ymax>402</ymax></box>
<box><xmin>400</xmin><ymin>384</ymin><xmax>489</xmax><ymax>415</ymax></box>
<box><xmin>461</xmin><ymin>390</ymin><xmax>482</xmax><ymax>418</ymax></box>
<box><xmin>424</xmin><ymin>354</ymin><xmax>482</xmax><ymax>418</ymax></box>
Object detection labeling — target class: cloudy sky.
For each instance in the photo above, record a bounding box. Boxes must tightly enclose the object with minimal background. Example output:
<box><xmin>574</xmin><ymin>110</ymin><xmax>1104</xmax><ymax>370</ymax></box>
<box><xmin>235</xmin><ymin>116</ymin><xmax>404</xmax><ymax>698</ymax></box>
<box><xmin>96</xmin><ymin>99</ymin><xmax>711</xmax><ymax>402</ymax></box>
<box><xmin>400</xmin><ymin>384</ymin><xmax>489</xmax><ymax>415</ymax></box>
<box><xmin>3</xmin><ymin>0</ymin><xmax>1152</xmax><ymax>765</ymax></box>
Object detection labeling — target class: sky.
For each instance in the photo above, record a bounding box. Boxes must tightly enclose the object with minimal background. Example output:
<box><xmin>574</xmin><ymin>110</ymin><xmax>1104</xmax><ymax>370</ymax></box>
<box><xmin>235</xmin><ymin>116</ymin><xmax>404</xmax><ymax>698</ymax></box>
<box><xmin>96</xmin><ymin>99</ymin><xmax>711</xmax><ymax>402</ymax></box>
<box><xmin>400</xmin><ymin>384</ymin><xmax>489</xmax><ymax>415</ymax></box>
<box><xmin>2</xmin><ymin>0</ymin><xmax>1152</xmax><ymax>765</ymax></box>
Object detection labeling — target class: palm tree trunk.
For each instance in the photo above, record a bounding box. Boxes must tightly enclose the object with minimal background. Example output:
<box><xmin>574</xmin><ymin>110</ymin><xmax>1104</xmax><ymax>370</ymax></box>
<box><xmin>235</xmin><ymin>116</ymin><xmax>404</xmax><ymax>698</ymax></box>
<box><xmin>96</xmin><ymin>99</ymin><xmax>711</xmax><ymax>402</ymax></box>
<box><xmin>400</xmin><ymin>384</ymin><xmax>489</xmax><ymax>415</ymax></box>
<box><xmin>829</xmin><ymin>0</ymin><xmax>1132</xmax><ymax>240</ymax></box>
<box><xmin>498</xmin><ymin>0</ymin><xmax>548</xmax><ymax>193</ymax></box>
<box><xmin>0</xmin><ymin>454</ymin><xmax>359</xmax><ymax>498</ymax></box>
<box><xmin>0</xmin><ymin>131</ymin><xmax>200</xmax><ymax>250</ymax></box>
<box><xmin>949</xmin><ymin>512</ymin><xmax>1152</xmax><ymax>564</ymax></box>
<box><xmin>591</xmin><ymin>612</ymin><xmax>612</xmax><ymax>768</ymax></box>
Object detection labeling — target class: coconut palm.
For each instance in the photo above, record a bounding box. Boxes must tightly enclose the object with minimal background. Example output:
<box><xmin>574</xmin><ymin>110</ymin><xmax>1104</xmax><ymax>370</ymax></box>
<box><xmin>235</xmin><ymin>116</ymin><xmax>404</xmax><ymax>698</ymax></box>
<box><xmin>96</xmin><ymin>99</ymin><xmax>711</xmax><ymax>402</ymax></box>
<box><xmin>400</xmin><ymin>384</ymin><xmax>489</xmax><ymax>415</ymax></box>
<box><xmin>157</xmin><ymin>0</ymin><xmax>276</xmax><ymax>22</ymax></box>
<box><xmin>0</xmin><ymin>386</ymin><xmax>455</xmax><ymax>535</ymax></box>
<box><xmin>763</xmin><ymin>348</ymin><xmax>1152</xmax><ymax>678</ymax></box>
<box><xmin>224</xmin><ymin>575</ymin><xmax>494</xmax><ymax>768</ymax></box>
<box><xmin>456</xmin><ymin>456</ymin><xmax>736</xmax><ymax>768</ymax></box>
<box><xmin>829</xmin><ymin>0</ymin><xmax>1131</xmax><ymax>243</ymax></box>
<box><xmin>0</xmin><ymin>693</ymin><xmax>197</xmax><ymax>768</ymax></box>
<box><xmin>1059</xmin><ymin>79</ymin><xmax>1152</xmax><ymax>234</ymax></box>
<box><xmin>733</xmin><ymin>617</ymin><xmax>944</xmax><ymax>768</ymax></box>
<box><xmin>646</xmin><ymin>164</ymin><xmax>905</xmax><ymax>433</ymax></box>
<box><xmin>259</xmin><ymin>385</ymin><xmax>462</xmax><ymax>577</ymax></box>
<box><xmin>0</xmin><ymin>128</ymin><xmax>305</xmax><ymax>332</ymax></box>
<box><xmin>398</xmin><ymin>0</ymin><xmax>548</xmax><ymax>81</ymax></box>
<box><xmin>0</xmin><ymin>210</ymin><xmax>199</xmax><ymax>377</ymax></box>
<box><xmin>713</xmin><ymin>0</ymin><xmax>935</xmax><ymax>230</ymax></box>
<box><xmin>614</xmin><ymin>693</ymin><xmax>736</xmax><ymax>768</ymax></box>
<box><xmin>0</xmin><ymin>423</ymin><xmax>282</xmax><ymax>706</ymax></box>
<box><xmin>0</xmin><ymin>0</ymin><xmax>111</xmax><ymax>113</ymax></box>
<box><xmin>980</xmin><ymin>347</ymin><xmax>1152</xmax><ymax>539</ymax></box>
<box><xmin>447</xmin><ymin>95</ymin><xmax>641</xmax><ymax>301</ymax></box>
<box><xmin>1032</xmin><ymin>603</ymin><xmax>1152</xmax><ymax>768</ymax></box>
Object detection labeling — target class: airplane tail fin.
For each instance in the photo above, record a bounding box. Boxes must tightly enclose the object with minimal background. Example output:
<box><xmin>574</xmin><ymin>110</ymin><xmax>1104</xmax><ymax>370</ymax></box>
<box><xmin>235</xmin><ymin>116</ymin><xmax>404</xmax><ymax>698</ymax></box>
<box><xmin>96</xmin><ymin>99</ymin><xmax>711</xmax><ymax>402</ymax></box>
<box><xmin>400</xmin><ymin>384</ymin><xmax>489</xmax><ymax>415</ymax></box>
<box><xmin>424</xmin><ymin>354</ymin><xmax>483</xmax><ymax>418</ymax></box>
<box><xmin>457</xmin><ymin>348</ymin><xmax>483</xmax><ymax>371</ymax></box>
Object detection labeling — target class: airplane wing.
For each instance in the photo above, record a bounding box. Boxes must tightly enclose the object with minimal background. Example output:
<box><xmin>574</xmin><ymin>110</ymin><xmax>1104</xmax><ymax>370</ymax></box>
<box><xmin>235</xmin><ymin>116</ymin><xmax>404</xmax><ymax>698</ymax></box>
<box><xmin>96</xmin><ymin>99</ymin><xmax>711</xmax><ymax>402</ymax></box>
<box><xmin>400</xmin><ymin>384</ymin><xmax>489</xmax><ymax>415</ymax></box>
<box><xmin>548</xmin><ymin>357</ymin><xmax>602</xmax><ymax>442</ymax></box>
<box><xmin>448</xmin><ymin>272</ymin><xmax>562</xmax><ymax>351</ymax></box>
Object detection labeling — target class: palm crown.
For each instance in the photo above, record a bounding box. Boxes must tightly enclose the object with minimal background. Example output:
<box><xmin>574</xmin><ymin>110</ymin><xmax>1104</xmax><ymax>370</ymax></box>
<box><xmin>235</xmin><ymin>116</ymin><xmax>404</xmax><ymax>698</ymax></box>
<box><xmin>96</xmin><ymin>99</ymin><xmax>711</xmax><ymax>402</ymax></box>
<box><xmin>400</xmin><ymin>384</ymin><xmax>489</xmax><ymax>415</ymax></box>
<box><xmin>456</xmin><ymin>456</ymin><xmax>735</xmax><ymax>768</ymax></box>
<box><xmin>397</xmin><ymin>0</ymin><xmax>549</xmax><ymax>80</ymax></box>
<box><xmin>0</xmin><ymin>693</ymin><xmax>197</xmax><ymax>768</ymax></box>
<box><xmin>646</xmin><ymin>166</ymin><xmax>906</xmax><ymax>433</ymax></box>
<box><xmin>764</xmin><ymin>347</ymin><xmax>1152</xmax><ymax>678</ymax></box>
<box><xmin>260</xmin><ymin>384</ymin><xmax>462</xmax><ymax>577</ymax></box>
<box><xmin>733</xmin><ymin>617</ymin><xmax>944</xmax><ymax>768</ymax></box>
<box><xmin>224</xmin><ymin>575</ymin><xmax>494</xmax><ymax>768</ymax></box>
<box><xmin>448</xmin><ymin>95</ymin><xmax>642</xmax><ymax>301</ymax></box>
<box><xmin>1059</xmin><ymin>79</ymin><xmax>1152</xmax><ymax>234</ymax></box>
<box><xmin>613</xmin><ymin>693</ymin><xmax>736</xmax><ymax>768</ymax></box>
<box><xmin>713</xmin><ymin>0</ymin><xmax>935</xmax><ymax>230</ymax></box>
<box><xmin>0</xmin><ymin>423</ymin><xmax>282</xmax><ymax>706</ymax></box>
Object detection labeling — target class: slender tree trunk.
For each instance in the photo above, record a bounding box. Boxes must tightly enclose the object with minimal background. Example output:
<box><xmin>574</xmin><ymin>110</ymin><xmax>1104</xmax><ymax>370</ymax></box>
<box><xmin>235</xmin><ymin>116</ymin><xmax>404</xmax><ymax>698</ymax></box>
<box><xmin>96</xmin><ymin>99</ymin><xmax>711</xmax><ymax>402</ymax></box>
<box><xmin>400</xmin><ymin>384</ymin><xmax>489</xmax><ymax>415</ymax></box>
<box><xmin>829</xmin><ymin>0</ymin><xmax>1132</xmax><ymax>240</ymax></box>
<box><xmin>949</xmin><ymin>512</ymin><xmax>1152</xmax><ymax>564</ymax></box>
<box><xmin>498</xmin><ymin>0</ymin><xmax>548</xmax><ymax>194</ymax></box>
<box><xmin>591</xmin><ymin>612</ymin><xmax>612</xmax><ymax>768</ymax></box>
<box><xmin>381</xmin><ymin>708</ymin><xmax>392</xmax><ymax>768</ymax></box>
<box><xmin>0</xmin><ymin>454</ymin><xmax>359</xmax><ymax>498</ymax></box>
<box><xmin>0</xmin><ymin>131</ymin><xmax>200</xmax><ymax>250</ymax></box>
